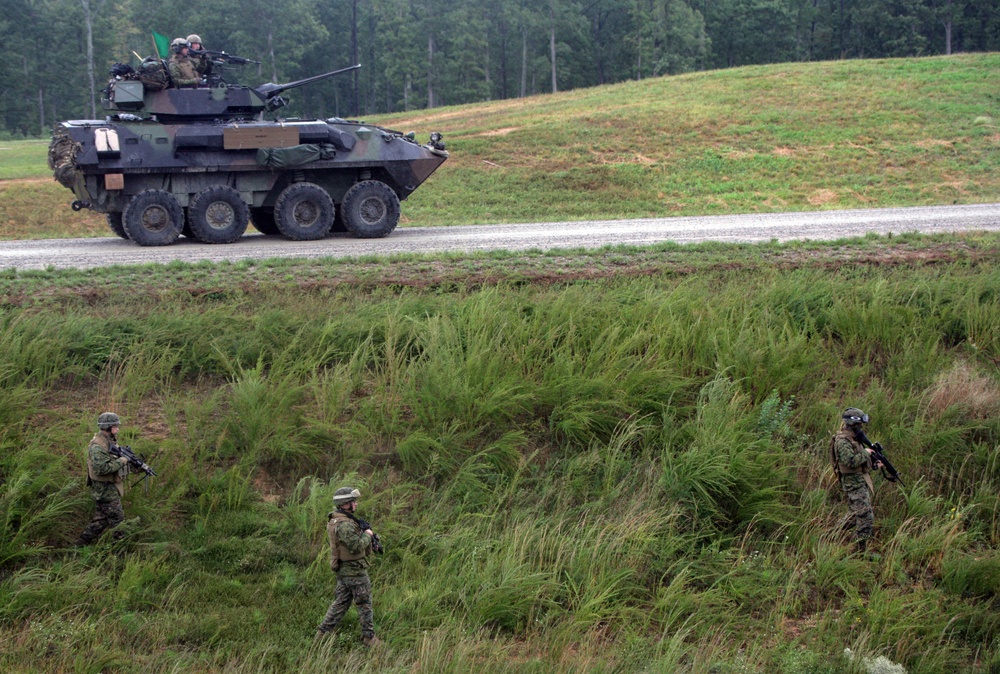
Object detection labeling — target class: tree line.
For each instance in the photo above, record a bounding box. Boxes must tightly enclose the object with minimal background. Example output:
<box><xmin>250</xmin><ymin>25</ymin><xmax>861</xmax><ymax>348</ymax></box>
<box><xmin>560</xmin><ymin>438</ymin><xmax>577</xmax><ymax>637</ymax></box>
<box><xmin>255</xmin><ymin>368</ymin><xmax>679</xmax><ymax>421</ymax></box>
<box><xmin>0</xmin><ymin>0</ymin><xmax>996</xmax><ymax>136</ymax></box>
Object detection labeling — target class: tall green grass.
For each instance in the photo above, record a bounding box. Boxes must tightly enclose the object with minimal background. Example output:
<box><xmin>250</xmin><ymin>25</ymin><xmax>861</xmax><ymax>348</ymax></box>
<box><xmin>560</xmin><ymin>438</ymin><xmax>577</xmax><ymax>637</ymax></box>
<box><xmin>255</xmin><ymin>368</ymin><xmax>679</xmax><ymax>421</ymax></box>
<box><xmin>1</xmin><ymin>246</ymin><xmax>1000</xmax><ymax>671</ymax></box>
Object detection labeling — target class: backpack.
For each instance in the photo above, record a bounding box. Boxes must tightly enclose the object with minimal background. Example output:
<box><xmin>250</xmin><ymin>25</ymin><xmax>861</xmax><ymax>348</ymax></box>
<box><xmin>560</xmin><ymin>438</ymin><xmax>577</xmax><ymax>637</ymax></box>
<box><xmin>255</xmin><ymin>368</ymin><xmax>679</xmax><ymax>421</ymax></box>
<box><xmin>138</xmin><ymin>58</ymin><xmax>170</xmax><ymax>91</ymax></box>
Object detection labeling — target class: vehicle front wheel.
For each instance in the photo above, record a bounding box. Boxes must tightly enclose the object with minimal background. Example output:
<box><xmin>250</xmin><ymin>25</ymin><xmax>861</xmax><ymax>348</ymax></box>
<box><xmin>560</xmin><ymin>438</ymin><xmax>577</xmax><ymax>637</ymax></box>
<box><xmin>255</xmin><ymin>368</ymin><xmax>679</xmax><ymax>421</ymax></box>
<box><xmin>273</xmin><ymin>182</ymin><xmax>334</xmax><ymax>241</ymax></box>
<box><xmin>122</xmin><ymin>189</ymin><xmax>183</xmax><ymax>246</ymax></box>
<box><xmin>188</xmin><ymin>186</ymin><xmax>249</xmax><ymax>244</ymax></box>
<box><xmin>341</xmin><ymin>180</ymin><xmax>400</xmax><ymax>239</ymax></box>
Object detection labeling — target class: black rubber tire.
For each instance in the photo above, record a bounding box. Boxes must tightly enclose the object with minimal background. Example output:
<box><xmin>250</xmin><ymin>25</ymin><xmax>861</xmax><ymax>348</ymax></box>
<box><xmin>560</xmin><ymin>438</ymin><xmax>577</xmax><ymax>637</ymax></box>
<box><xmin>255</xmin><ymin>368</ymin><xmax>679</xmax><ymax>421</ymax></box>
<box><xmin>122</xmin><ymin>189</ymin><xmax>183</xmax><ymax>246</ymax></box>
<box><xmin>273</xmin><ymin>182</ymin><xmax>334</xmax><ymax>241</ymax></box>
<box><xmin>187</xmin><ymin>186</ymin><xmax>250</xmax><ymax>244</ymax></box>
<box><xmin>250</xmin><ymin>207</ymin><xmax>281</xmax><ymax>235</ymax></box>
<box><xmin>341</xmin><ymin>180</ymin><xmax>400</xmax><ymax>239</ymax></box>
<box><xmin>330</xmin><ymin>204</ymin><xmax>348</xmax><ymax>233</ymax></box>
<box><xmin>106</xmin><ymin>212</ymin><xmax>128</xmax><ymax>239</ymax></box>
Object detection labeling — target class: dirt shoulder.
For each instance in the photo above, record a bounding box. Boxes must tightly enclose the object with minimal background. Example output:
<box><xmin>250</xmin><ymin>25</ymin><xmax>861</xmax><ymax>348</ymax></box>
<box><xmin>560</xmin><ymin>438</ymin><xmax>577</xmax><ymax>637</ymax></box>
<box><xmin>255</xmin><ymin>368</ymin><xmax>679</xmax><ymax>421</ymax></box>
<box><xmin>1</xmin><ymin>235</ymin><xmax>994</xmax><ymax>308</ymax></box>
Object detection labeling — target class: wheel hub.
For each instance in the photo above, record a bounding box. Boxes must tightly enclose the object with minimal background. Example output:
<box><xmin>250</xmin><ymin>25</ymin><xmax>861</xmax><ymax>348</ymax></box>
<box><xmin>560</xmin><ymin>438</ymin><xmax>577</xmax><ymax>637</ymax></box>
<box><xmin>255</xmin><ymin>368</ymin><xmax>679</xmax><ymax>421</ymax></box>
<box><xmin>359</xmin><ymin>196</ymin><xmax>386</xmax><ymax>224</ymax></box>
<box><xmin>140</xmin><ymin>205</ymin><xmax>171</xmax><ymax>233</ymax></box>
<box><xmin>293</xmin><ymin>200</ymin><xmax>320</xmax><ymax>227</ymax></box>
<box><xmin>205</xmin><ymin>202</ymin><xmax>235</xmax><ymax>230</ymax></box>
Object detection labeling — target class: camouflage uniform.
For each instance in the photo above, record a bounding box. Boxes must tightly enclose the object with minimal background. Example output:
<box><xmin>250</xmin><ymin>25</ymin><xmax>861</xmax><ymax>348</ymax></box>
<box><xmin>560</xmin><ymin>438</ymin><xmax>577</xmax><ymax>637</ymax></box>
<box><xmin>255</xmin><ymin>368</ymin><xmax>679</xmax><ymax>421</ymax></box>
<box><xmin>186</xmin><ymin>35</ymin><xmax>212</xmax><ymax>77</ymax></box>
<box><xmin>77</xmin><ymin>430</ymin><xmax>128</xmax><ymax>544</ymax></box>
<box><xmin>832</xmin><ymin>428</ymin><xmax>874</xmax><ymax>544</ymax></box>
<box><xmin>316</xmin><ymin>508</ymin><xmax>375</xmax><ymax>640</ymax></box>
<box><xmin>192</xmin><ymin>53</ymin><xmax>212</xmax><ymax>77</ymax></box>
<box><xmin>168</xmin><ymin>54</ymin><xmax>199</xmax><ymax>87</ymax></box>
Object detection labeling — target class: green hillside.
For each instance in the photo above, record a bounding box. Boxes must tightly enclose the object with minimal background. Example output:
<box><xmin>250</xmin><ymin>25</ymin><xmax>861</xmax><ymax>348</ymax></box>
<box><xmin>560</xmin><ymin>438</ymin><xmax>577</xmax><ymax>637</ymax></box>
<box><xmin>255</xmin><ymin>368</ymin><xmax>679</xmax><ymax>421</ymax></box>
<box><xmin>1</xmin><ymin>232</ymin><xmax>1000</xmax><ymax>672</ymax></box>
<box><xmin>1</xmin><ymin>54</ymin><xmax>997</xmax><ymax>240</ymax></box>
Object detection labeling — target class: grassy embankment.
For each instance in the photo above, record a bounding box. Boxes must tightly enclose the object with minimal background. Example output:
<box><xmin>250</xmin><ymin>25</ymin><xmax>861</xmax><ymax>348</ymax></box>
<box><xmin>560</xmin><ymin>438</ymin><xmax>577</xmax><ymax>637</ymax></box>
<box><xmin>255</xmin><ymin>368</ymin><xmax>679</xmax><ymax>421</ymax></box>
<box><xmin>0</xmin><ymin>54</ymin><xmax>997</xmax><ymax>239</ymax></box>
<box><xmin>1</xmin><ymin>231</ymin><xmax>1000</xmax><ymax>672</ymax></box>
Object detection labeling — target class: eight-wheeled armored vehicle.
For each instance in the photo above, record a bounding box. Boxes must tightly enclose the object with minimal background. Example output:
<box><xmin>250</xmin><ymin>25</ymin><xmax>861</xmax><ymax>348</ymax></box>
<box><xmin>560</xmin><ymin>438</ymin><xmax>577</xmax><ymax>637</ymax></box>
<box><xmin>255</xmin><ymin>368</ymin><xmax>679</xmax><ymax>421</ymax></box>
<box><xmin>48</xmin><ymin>62</ymin><xmax>448</xmax><ymax>246</ymax></box>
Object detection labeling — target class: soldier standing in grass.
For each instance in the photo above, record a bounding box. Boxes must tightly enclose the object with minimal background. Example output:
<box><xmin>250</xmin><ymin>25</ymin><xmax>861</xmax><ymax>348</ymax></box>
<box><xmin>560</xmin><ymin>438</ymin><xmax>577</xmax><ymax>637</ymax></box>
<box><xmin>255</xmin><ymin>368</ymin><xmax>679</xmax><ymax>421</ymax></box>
<box><xmin>75</xmin><ymin>412</ymin><xmax>130</xmax><ymax>546</ymax></box>
<box><xmin>315</xmin><ymin>487</ymin><xmax>381</xmax><ymax>646</ymax></box>
<box><xmin>831</xmin><ymin>407</ymin><xmax>881</xmax><ymax>554</ymax></box>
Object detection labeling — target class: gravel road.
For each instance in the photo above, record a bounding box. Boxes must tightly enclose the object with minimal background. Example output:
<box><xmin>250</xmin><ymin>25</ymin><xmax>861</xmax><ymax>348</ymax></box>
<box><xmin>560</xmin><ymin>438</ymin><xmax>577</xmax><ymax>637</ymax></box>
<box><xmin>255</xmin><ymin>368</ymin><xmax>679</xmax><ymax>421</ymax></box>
<box><xmin>2</xmin><ymin>203</ymin><xmax>998</xmax><ymax>271</ymax></box>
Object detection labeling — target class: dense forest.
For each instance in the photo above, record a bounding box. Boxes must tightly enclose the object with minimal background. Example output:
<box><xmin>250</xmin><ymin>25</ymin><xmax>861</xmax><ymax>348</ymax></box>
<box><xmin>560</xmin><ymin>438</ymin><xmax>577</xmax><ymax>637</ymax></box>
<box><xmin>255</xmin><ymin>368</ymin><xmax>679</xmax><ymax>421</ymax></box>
<box><xmin>0</xmin><ymin>0</ymin><xmax>997</xmax><ymax>136</ymax></box>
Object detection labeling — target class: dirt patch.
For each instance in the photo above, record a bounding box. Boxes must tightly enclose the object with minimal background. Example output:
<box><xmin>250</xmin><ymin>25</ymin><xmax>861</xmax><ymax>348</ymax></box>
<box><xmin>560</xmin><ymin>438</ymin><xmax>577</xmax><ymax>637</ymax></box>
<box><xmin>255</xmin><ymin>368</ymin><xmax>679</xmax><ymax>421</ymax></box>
<box><xmin>0</xmin><ymin>177</ymin><xmax>53</xmax><ymax>186</ymax></box>
<box><xmin>479</xmin><ymin>127</ymin><xmax>521</xmax><ymax>137</ymax></box>
<box><xmin>915</xmin><ymin>139</ymin><xmax>956</xmax><ymax>150</ymax></box>
<box><xmin>808</xmin><ymin>189</ymin><xmax>838</xmax><ymax>206</ymax></box>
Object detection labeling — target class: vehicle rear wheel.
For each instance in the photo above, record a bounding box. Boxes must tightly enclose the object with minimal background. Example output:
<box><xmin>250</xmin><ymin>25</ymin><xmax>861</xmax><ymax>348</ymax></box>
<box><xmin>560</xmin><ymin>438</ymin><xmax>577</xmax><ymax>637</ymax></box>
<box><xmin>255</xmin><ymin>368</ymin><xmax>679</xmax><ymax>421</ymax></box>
<box><xmin>188</xmin><ymin>186</ymin><xmax>249</xmax><ymax>244</ymax></box>
<box><xmin>106</xmin><ymin>212</ymin><xmax>128</xmax><ymax>239</ymax></box>
<box><xmin>341</xmin><ymin>180</ymin><xmax>400</xmax><ymax>239</ymax></box>
<box><xmin>250</xmin><ymin>207</ymin><xmax>281</xmax><ymax>235</ymax></box>
<box><xmin>122</xmin><ymin>189</ymin><xmax>183</xmax><ymax>246</ymax></box>
<box><xmin>273</xmin><ymin>182</ymin><xmax>334</xmax><ymax>241</ymax></box>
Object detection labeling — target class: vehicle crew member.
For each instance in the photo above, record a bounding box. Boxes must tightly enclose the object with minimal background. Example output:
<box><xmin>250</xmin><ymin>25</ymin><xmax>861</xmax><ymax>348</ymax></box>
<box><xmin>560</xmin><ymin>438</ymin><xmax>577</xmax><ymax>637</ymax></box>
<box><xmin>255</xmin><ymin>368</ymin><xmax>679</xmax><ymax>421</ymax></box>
<box><xmin>76</xmin><ymin>412</ymin><xmax>130</xmax><ymax>545</ymax></box>
<box><xmin>315</xmin><ymin>487</ymin><xmax>380</xmax><ymax>646</ymax></box>
<box><xmin>186</xmin><ymin>34</ymin><xmax>212</xmax><ymax>77</ymax></box>
<box><xmin>168</xmin><ymin>38</ymin><xmax>199</xmax><ymax>87</ymax></box>
<box><xmin>831</xmin><ymin>407</ymin><xmax>881</xmax><ymax>553</ymax></box>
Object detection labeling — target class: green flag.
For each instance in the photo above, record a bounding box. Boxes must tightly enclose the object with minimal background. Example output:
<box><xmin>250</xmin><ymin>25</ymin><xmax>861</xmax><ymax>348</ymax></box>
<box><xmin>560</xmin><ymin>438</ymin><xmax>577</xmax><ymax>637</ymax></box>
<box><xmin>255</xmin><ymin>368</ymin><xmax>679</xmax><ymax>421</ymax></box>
<box><xmin>152</xmin><ymin>32</ymin><xmax>170</xmax><ymax>59</ymax></box>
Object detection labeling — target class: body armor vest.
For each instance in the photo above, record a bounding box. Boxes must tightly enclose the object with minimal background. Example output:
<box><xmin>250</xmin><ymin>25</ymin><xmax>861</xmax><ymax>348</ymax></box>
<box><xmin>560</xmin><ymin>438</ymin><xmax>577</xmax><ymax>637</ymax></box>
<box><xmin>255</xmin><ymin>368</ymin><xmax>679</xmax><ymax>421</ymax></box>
<box><xmin>327</xmin><ymin>510</ymin><xmax>367</xmax><ymax>570</ymax></box>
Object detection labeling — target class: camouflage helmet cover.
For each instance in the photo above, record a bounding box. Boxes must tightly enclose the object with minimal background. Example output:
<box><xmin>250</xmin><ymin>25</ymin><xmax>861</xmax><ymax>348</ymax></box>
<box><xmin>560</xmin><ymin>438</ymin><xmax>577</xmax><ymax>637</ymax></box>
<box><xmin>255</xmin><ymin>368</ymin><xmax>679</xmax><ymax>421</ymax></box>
<box><xmin>186</xmin><ymin>34</ymin><xmax>203</xmax><ymax>44</ymax></box>
<box><xmin>842</xmin><ymin>407</ymin><xmax>869</xmax><ymax>425</ymax></box>
<box><xmin>333</xmin><ymin>487</ymin><xmax>361</xmax><ymax>505</ymax></box>
<box><xmin>97</xmin><ymin>412</ymin><xmax>121</xmax><ymax>429</ymax></box>
<box><xmin>171</xmin><ymin>37</ymin><xmax>189</xmax><ymax>52</ymax></box>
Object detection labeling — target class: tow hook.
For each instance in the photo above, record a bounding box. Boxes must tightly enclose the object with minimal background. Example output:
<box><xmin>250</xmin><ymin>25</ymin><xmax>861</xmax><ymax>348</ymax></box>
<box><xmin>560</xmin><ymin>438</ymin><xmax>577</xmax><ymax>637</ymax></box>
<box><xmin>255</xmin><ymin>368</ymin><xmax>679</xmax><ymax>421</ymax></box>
<box><xmin>71</xmin><ymin>201</ymin><xmax>92</xmax><ymax>211</ymax></box>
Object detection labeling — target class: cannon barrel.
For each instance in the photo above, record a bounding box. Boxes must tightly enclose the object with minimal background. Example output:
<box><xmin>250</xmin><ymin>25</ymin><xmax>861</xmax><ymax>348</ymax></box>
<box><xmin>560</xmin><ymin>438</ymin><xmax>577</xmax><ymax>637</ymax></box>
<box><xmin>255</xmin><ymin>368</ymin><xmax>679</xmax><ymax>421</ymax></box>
<box><xmin>255</xmin><ymin>64</ymin><xmax>361</xmax><ymax>99</ymax></box>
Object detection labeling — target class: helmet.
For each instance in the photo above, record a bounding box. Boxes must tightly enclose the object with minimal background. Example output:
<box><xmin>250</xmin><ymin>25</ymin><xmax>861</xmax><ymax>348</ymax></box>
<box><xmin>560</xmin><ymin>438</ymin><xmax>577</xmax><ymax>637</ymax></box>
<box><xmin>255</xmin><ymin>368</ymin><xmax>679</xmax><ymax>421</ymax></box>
<box><xmin>171</xmin><ymin>38</ymin><xmax>189</xmax><ymax>52</ymax></box>
<box><xmin>333</xmin><ymin>487</ymin><xmax>361</xmax><ymax>505</ymax></box>
<box><xmin>842</xmin><ymin>408</ymin><xmax>869</xmax><ymax>425</ymax></box>
<box><xmin>186</xmin><ymin>34</ymin><xmax>203</xmax><ymax>45</ymax></box>
<box><xmin>97</xmin><ymin>412</ymin><xmax>121</xmax><ymax>430</ymax></box>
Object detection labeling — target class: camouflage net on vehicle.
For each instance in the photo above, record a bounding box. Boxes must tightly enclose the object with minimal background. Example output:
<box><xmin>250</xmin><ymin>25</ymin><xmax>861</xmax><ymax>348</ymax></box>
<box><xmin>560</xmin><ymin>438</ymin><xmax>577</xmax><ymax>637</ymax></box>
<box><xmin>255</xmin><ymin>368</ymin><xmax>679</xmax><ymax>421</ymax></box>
<box><xmin>256</xmin><ymin>144</ymin><xmax>337</xmax><ymax>168</ymax></box>
<box><xmin>48</xmin><ymin>128</ymin><xmax>81</xmax><ymax>190</ymax></box>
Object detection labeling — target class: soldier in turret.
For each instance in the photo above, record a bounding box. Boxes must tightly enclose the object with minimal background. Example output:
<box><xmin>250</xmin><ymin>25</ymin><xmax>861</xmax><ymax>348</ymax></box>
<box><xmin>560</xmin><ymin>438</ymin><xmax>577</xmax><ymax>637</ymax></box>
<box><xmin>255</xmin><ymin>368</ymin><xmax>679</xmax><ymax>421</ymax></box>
<box><xmin>75</xmin><ymin>412</ymin><xmax>130</xmax><ymax>545</ymax></box>
<box><xmin>186</xmin><ymin>34</ymin><xmax>213</xmax><ymax>78</ymax></box>
<box><xmin>168</xmin><ymin>38</ymin><xmax>200</xmax><ymax>87</ymax></box>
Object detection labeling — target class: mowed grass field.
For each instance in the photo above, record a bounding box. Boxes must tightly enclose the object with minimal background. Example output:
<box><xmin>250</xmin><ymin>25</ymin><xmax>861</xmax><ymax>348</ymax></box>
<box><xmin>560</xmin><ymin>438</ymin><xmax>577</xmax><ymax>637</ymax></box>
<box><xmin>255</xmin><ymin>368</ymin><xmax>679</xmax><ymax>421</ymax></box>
<box><xmin>1</xmin><ymin>54</ymin><xmax>997</xmax><ymax>239</ymax></box>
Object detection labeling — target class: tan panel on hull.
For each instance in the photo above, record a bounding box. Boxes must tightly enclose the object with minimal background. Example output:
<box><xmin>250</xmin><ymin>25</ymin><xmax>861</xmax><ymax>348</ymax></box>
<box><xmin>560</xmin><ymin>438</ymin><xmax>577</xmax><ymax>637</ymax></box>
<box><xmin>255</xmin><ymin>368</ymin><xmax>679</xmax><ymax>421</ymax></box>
<box><xmin>223</xmin><ymin>126</ymin><xmax>300</xmax><ymax>150</ymax></box>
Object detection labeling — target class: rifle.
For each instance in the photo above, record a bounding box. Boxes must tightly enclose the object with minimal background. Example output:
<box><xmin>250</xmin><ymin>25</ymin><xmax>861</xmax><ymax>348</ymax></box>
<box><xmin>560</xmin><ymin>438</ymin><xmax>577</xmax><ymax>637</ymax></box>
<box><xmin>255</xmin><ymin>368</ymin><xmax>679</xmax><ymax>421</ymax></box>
<box><xmin>356</xmin><ymin>517</ymin><xmax>384</xmax><ymax>554</ymax></box>
<box><xmin>190</xmin><ymin>48</ymin><xmax>261</xmax><ymax>66</ymax></box>
<box><xmin>110</xmin><ymin>444</ymin><xmax>157</xmax><ymax>477</ymax></box>
<box><xmin>856</xmin><ymin>430</ymin><xmax>905</xmax><ymax>487</ymax></box>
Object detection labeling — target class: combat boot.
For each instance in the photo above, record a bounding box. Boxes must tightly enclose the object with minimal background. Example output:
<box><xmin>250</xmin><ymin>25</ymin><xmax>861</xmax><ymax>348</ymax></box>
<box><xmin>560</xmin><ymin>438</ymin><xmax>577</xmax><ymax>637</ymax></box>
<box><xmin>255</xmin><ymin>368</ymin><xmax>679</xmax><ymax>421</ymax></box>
<box><xmin>362</xmin><ymin>635</ymin><xmax>381</xmax><ymax>647</ymax></box>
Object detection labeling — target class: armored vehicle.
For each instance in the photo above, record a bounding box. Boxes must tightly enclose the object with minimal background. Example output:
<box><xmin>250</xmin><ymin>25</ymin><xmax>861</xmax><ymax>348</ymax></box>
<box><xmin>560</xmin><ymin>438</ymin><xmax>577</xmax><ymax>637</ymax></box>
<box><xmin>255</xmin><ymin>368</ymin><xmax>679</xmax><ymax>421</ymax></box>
<box><xmin>49</xmin><ymin>62</ymin><xmax>448</xmax><ymax>246</ymax></box>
